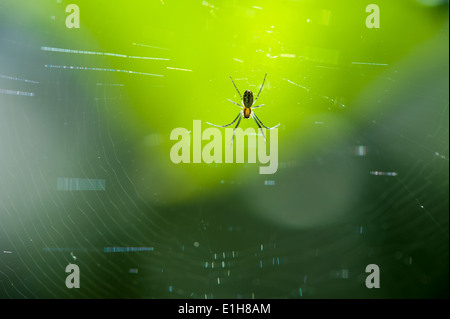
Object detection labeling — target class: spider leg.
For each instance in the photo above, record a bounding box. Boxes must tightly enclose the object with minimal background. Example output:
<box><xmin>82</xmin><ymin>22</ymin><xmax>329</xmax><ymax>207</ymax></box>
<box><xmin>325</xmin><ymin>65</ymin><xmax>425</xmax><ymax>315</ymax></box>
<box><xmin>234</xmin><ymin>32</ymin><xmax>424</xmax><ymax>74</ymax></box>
<box><xmin>253</xmin><ymin>73</ymin><xmax>267</xmax><ymax>105</ymax></box>
<box><xmin>252</xmin><ymin>114</ymin><xmax>266</xmax><ymax>144</ymax></box>
<box><xmin>252</xmin><ymin>104</ymin><xmax>264</xmax><ymax>109</ymax></box>
<box><xmin>230</xmin><ymin>113</ymin><xmax>243</xmax><ymax>149</ymax></box>
<box><xmin>253</xmin><ymin>112</ymin><xmax>280</xmax><ymax>130</ymax></box>
<box><xmin>206</xmin><ymin>112</ymin><xmax>242</xmax><ymax>128</ymax></box>
<box><xmin>229</xmin><ymin>76</ymin><xmax>243</xmax><ymax>102</ymax></box>
<box><xmin>227</xmin><ymin>99</ymin><xmax>243</xmax><ymax>108</ymax></box>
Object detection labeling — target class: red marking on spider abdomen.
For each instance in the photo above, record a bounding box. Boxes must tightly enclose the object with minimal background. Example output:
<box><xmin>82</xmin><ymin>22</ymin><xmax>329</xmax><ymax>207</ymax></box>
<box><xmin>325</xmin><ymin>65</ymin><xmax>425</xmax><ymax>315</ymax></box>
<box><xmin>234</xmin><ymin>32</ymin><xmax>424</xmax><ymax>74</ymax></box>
<box><xmin>243</xmin><ymin>107</ymin><xmax>251</xmax><ymax>118</ymax></box>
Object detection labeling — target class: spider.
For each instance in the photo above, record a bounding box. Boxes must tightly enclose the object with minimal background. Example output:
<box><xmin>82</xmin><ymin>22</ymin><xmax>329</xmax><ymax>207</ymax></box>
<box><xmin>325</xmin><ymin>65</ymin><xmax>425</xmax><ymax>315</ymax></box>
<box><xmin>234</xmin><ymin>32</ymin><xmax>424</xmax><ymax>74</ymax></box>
<box><xmin>206</xmin><ymin>74</ymin><xmax>280</xmax><ymax>147</ymax></box>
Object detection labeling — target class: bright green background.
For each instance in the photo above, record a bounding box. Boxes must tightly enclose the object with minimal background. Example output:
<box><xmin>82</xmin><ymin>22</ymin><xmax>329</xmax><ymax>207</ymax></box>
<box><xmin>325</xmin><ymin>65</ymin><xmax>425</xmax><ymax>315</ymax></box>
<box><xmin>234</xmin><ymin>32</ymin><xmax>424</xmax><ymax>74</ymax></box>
<box><xmin>0</xmin><ymin>0</ymin><xmax>448</xmax><ymax>298</ymax></box>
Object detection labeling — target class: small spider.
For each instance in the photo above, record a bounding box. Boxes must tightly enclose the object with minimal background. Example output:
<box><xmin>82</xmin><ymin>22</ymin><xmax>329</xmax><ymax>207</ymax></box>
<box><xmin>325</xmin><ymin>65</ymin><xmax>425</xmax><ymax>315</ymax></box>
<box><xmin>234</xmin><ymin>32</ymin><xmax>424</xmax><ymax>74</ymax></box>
<box><xmin>206</xmin><ymin>74</ymin><xmax>280</xmax><ymax>147</ymax></box>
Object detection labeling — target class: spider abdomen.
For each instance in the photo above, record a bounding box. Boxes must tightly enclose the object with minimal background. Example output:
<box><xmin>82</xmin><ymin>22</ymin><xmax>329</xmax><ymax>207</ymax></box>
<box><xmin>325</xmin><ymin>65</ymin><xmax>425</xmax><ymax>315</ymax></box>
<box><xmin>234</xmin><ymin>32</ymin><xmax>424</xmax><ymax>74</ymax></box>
<box><xmin>243</xmin><ymin>107</ymin><xmax>252</xmax><ymax>118</ymax></box>
<box><xmin>243</xmin><ymin>90</ymin><xmax>254</xmax><ymax>108</ymax></box>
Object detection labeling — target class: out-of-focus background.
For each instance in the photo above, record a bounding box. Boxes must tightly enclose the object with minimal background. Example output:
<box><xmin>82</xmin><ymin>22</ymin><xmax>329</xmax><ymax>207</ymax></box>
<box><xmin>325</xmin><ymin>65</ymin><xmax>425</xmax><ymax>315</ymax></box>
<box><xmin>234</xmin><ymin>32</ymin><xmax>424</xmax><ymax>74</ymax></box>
<box><xmin>0</xmin><ymin>0</ymin><xmax>448</xmax><ymax>298</ymax></box>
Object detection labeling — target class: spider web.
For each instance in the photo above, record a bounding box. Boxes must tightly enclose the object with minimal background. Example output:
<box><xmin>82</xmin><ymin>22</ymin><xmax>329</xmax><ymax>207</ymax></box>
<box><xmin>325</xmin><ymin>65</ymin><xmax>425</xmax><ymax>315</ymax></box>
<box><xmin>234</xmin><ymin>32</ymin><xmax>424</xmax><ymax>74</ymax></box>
<box><xmin>0</xmin><ymin>0</ymin><xmax>448</xmax><ymax>299</ymax></box>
